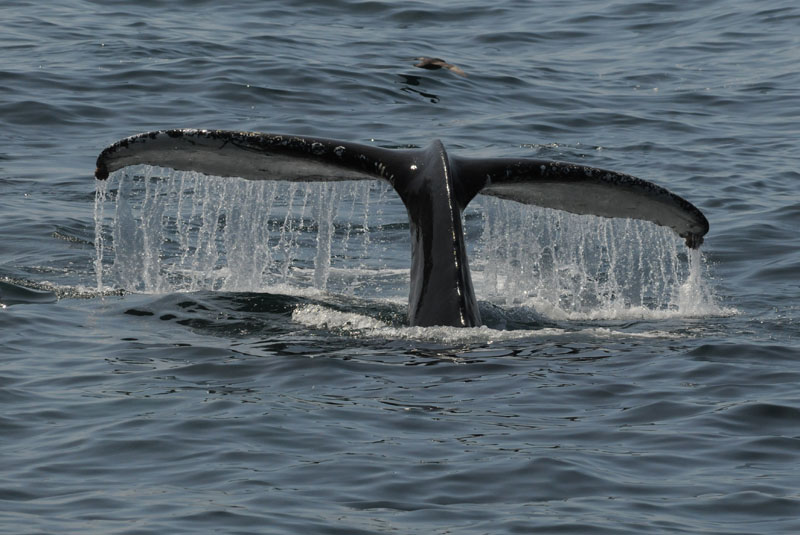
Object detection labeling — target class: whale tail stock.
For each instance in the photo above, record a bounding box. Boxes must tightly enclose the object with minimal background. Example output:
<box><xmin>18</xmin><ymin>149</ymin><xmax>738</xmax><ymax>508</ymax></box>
<box><xmin>95</xmin><ymin>129</ymin><xmax>709</xmax><ymax>327</ymax></box>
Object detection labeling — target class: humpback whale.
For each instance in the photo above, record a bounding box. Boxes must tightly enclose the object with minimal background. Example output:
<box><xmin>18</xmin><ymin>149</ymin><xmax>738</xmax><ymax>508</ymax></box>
<box><xmin>95</xmin><ymin>129</ymin><xmax>708</xmax><ymax>328</ymax></box>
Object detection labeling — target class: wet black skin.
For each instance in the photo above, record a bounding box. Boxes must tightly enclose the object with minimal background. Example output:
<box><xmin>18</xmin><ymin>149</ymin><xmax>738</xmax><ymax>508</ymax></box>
<box><xmin>392</xmin><ymin>141</ymin><xmax>480</xmax><ymax>327</ymax></box>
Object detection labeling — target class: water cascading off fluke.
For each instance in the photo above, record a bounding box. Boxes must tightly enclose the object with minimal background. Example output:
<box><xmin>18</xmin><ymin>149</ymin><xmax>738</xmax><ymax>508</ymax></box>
<box><xmin>94</xmin><ymin>167</ymin><xmax>723</xmax><ymax>322</ymax></box>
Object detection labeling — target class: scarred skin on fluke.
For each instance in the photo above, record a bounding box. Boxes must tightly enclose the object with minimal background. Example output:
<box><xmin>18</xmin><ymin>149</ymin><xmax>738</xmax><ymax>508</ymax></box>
<box><xmin>95</xmin><ymin>129</ymin><xmax>709</xmax><ymax>328</ymax></box>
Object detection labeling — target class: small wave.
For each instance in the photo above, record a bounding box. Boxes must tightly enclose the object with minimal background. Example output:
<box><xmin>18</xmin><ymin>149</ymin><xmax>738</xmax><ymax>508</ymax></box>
<box><xmin>0</xmin><ymin>280</ymin><xmax>57</xmax><ymax>307</ymax></box>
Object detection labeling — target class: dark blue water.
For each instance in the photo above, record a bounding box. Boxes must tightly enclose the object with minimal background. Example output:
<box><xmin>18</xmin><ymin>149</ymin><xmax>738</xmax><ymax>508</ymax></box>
<box><xmin>2</xmin><ymin>1</ymin><xmax>800</xmax><ymax>533</ymax></box>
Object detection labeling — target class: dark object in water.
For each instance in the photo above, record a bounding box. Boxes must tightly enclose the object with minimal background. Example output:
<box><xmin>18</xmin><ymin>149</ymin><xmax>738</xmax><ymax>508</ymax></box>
<box><xmin>414</xmin><ymin>57</ymin><xmax>467</xmax><ymax>77</ymax></box>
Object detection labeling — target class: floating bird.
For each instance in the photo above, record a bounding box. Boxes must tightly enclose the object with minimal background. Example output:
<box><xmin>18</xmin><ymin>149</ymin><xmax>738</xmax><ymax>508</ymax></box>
<box><xmin>414</xmin><ymin>57</ymin><xmax>467</xmax><ymax>77</ymax></box>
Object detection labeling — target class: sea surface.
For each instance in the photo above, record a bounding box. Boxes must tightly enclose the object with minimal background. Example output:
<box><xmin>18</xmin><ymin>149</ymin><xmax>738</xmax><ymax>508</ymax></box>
<box><xmin>2</xmin><ymin>1</ymin><xmax>799</xmax><ymax>533</ymax></box>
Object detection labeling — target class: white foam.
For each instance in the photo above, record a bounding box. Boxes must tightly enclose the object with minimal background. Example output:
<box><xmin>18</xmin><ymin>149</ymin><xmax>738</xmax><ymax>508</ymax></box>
<box><xmin>291</xmin><ymin>303</ymin><xmax>675</xmax><ymax>343</ymax></box>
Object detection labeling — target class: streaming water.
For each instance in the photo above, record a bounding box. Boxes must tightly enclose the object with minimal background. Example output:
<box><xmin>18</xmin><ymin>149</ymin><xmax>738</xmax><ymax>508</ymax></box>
<box><xmin>472</xmin><ymin>198</ymin><xmax>723</xmax><ymax>320</ymax></box>
<box><xmin>95</xmin><ymin>167</ymin><xmax>401</xmax><ymax>297</ymax></box>
<box><xmin>93</xmin><ymin>167</ymin><xmax>724</xmax><ymax>323</ymax></box>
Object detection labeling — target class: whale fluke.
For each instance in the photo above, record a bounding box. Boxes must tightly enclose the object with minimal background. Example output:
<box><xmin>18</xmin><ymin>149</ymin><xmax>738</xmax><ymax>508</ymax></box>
<box><xmin>95</xmin><ymin>129</ymin><xmax>709</xmax><ymax>327</ymax></box>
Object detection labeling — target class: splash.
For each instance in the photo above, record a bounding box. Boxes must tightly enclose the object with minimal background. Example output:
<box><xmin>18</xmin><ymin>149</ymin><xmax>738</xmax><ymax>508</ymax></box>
<box><xmin>94</xmin><ymin>167</ymin><xmax>727</xmax><ymax>321</ymax></box>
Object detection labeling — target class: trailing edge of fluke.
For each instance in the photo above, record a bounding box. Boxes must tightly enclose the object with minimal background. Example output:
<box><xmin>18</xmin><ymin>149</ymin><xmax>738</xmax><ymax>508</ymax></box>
<box><xmin>95</xmin><ymin>129</ymin><xmax>709</xmax><ymax>328</ymax></box>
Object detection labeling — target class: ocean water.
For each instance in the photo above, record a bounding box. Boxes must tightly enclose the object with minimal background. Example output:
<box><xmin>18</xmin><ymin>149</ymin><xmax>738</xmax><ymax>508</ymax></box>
<box><xmin>2</xmin><ymin>0</ymin><xmax>799</xmax><ymax>533</ymax></box>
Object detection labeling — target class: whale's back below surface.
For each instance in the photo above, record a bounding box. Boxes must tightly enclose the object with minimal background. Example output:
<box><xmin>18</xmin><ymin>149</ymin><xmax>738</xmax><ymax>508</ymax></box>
<box><xmin>95</xmin><ymin>129</ymin><xmax>709</xmax><ymax>327</ymax></box>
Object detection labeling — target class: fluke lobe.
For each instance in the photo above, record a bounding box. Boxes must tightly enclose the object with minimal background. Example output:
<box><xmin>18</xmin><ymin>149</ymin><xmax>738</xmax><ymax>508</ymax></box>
<box><xmin>95</xmin><ymin>129</ymin><xmax>709</xmax><ymax>328</ymax></box>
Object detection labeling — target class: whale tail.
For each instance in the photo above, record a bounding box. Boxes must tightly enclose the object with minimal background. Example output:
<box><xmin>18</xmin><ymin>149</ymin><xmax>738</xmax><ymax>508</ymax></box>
<box><xmin>95</xmin><ymin>129</ymin><xmax>709</xmax><ymax>327</ymax></box>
